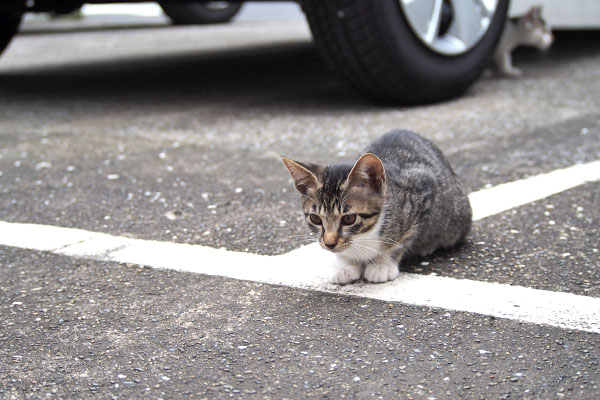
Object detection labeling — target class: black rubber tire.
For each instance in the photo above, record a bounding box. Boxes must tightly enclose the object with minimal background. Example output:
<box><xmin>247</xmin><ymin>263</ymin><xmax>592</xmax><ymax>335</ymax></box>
<box><xmin>302</xmin><ymin>0</ymin><xmax>509</xmax><ymax>104</ymax></box>
<box><xmin>160</xmin><ymin>1</ymin><xmax>242</xmax><ymax>25</ymax></box>
<box><xmin>0</xmin><ymin>11</ymin><xmax>22</xmax><ymax>57</ymax></box>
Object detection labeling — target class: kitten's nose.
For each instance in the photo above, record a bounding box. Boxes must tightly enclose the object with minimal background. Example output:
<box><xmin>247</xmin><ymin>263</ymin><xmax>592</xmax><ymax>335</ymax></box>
<box><xmin>323</xmin><ymin>232</ymin><xmax>338</xmax><ymax>249</ymax></box>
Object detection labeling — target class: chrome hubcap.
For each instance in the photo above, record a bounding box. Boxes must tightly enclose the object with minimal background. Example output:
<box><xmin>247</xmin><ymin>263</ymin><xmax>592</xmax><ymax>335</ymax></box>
<box><xmin>399</xmin><ymin>0</ymin><xmax>499</xmax><ymax>55</ymax></box>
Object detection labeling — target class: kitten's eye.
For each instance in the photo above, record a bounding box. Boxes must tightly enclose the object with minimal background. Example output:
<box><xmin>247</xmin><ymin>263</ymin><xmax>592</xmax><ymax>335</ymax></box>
<box><xmin>309</xmin><ymin>214</ymin><xmax>322</xmax><ymax>225</ymax></box>
<box><xmin>341</xmin><ymin>214</ymin><xmax>356</xmax><ymax>225</ymax></box>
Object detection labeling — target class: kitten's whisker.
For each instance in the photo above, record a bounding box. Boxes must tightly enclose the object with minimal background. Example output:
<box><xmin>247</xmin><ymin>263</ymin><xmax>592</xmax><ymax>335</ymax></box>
<box><xmin>291</xmin><ymin>237</ymin><xmax>316</xmax><ymax>243</ymax></box>
<box><xmin>348</xmin><ymin>242</ymin><xmax>373</xmax><ymax>261</ymax></box>
<box><xmin>350</xmin><ymin>242</ymin><xmax>395</xmax><ymax>264</ymax></box>
<box><xmin>291</xmin><ymin>239</ymin><xmax>317</xmax><ymax>246</ymax></box>
<box><xmin>348</xmin><ymin>246</ymin><xmax>373</xmax><ymax>267</ymax></box>
<box><xmin>348</xmin><ymin>244</ymin><xmax>384</xmax><ymax>264</ymax></box>
<box><xmin>289</xmin><ymin>234</ymin><xmax>316</xmax><ymax>239</ymax></box>
<box><xmin>354</xmin><ymin>236</ymin><xmax>405</xmax><ymax>248</ymax></box>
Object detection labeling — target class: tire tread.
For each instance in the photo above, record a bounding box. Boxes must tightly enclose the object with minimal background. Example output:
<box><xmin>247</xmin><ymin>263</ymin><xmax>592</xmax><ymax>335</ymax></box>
<box><xmin>302</xmin><ymin>0</ymin><xmax>508</xmax><ymax>103</ymax></box>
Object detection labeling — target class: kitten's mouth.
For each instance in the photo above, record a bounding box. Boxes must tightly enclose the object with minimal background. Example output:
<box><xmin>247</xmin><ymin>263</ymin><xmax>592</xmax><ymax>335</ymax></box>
<box><xmin>320</xmin><ymin>242</ymin><xmax>349</xmax><ymax>253</ymax></box>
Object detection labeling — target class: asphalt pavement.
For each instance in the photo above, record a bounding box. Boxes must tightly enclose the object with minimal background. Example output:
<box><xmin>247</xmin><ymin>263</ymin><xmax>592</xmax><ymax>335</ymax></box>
<box><xmin>1</xmin><ymin>7</ymin><xmax>599</xmax><ymax>399</ymax></box>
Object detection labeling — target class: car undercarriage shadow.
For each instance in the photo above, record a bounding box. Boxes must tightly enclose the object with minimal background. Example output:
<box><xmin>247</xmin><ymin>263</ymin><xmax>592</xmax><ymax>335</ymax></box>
<box><xmin>1</xmin><ymin>30</ymin><xmax>598</xmax><ymax>113</ymax></box>
<box><xmin>0</xmin><ymin>40</ymin><xmax>373</xmax><ymax>113</ymax></box>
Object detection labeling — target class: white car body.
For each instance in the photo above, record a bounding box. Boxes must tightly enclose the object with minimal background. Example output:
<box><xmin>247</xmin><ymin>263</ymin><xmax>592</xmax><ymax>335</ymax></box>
<box><xmin>510</xmin><ymin>0</ymin><xmax>600</xmax><ymax>29</ymax></box>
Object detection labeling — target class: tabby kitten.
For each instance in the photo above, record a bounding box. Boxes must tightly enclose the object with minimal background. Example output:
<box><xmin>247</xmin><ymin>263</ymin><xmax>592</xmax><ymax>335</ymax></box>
<box><xmin>282</xmin><ymin>130</ymin><xmax>472</xmax><ymax>284</ymax></box>
<box><xmin>494</xmin><ymin>6</ymin><xmax>554</xmax><ymax>77</ymax></box>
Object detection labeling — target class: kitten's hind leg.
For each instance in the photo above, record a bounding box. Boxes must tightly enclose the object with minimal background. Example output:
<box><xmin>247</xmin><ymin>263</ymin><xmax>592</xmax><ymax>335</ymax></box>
<box><xmin>498</xmin><ymin>52</ymin><xmax>522</xmax><ymax>77</ymax></box>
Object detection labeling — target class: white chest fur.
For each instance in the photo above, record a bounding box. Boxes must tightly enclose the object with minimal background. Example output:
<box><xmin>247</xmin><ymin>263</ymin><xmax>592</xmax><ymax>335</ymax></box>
<box><xmin>337</xmin><ymin>213</ymin><xmax>385</xmax><ymax>265</ymax></box>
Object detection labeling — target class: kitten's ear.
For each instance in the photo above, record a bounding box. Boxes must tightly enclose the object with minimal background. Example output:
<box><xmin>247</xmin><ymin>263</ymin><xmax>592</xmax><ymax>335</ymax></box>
<box><xmin>524</xmin><ymin>6</ymin><xmax>539</xmax><ymax>24</ymax></box>
<box><xmin>346</xmin><ymin>153</ymin><xmax>385</xmax><ymax>193</ymax></box>
<box><xmin>281</xmin><ymin>156</ymin><xmax>320</xmax><ymax>196</ymax></box>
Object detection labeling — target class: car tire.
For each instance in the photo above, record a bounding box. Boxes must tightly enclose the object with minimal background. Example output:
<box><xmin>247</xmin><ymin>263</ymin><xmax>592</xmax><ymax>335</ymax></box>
<box><xmin>302</xmin><ymin>0</ymin><xmax>509</xmax><ymax>104</ymax></box>
<box><xmin>160</xmin><ymin>1</ymin><xmax>243</xmax><ymax>25</ymax></box>
<box><xmin>0</xmin><ymin>11</ymin><xmax>22</xmax><ymax>57</ymax></box>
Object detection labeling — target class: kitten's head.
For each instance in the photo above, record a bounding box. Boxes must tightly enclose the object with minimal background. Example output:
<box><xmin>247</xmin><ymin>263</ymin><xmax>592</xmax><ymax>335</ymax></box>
<box><xmin>520</xmin><ymin>6</ymin><xmax>554</xmax><ymax>49</ymax></box>
<box><xmin>282</xmin><ymin>154</ymin><xmax>386</xmax><ymax>253</ymax></box>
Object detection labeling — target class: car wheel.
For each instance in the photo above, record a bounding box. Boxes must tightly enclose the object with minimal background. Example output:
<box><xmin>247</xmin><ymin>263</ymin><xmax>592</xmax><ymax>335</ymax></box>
<box><xmin>160</xmin><ymin>1</ymin><xmax>243</xmax><ymax>25</ymax></box>
<box><xmin>0</xmin><ymin>11</ymin><xmax>22</xmax><ymax>56</ymax></box>
<box><xmin>302</xmin><ymin>0</ymin><xmax>509</xmax><ymax>104</ymax></box>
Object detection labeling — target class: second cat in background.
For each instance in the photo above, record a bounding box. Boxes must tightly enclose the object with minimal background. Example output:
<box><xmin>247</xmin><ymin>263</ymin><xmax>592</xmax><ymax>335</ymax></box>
<box><xmin>494</xmin><ymin>6</ymin><xmax>554</xmax><ymax>77</ymax></box>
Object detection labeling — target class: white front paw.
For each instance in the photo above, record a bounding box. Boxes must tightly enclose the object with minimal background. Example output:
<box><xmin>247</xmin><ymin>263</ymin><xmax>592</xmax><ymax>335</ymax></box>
<box><xmin>364</xmin><ymin>259</ymin><xmax>399</xmax><ymax>283</ymax></box>
<box><xmin>329</xmin><ymin>262</ymin><xmax>361</xmax><ymax>285</ymax></box>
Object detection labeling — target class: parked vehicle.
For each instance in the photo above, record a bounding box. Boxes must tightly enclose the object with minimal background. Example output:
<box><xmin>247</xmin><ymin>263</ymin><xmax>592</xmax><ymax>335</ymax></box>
<box><xmin>1</xmin><ymin>1</ymin><xmax>598</xmax><ymax>103</ymax></box>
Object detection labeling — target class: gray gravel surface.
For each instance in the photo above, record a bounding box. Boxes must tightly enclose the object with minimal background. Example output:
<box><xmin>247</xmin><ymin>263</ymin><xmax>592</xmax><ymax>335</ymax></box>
<box><xmin>405</xmin><ymin>183</ymin><xmax>600</xmax><ymax>297</ymax></box>
<box><xmin>1</xmin><ymin>247</ymin><xmax>598</xmax><ymax>399</ymax></box>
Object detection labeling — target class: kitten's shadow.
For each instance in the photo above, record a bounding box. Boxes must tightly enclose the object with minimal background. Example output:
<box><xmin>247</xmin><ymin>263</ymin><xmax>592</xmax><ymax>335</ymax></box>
<box><xmin>400</xmin><ymin>240</ymin><xmax>469</xmax><ymax>274</ymax></box>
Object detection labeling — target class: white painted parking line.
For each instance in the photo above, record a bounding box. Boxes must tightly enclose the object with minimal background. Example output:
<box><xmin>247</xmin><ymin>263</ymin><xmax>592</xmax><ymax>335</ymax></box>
<box><xmin>469</xmin><ymin>160</ymin><xmax>600</xmax><ymax>220</ymax></box>
<box><xmin>1</xmin><ymin>161</ymin><xmax>600</xmax><ymax>333</ymax></box>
